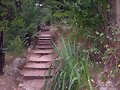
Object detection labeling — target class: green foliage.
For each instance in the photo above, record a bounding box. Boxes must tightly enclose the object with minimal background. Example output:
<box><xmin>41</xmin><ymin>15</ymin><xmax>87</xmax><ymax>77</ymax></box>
<box><xmin>46</xmin><ymin>0</ymin><xmax>109</xmax><ymax>49</ymax></box>
<box><xmin>46</xmin><ymin>37</ymin><xmax>92</xmax><ymax>90</ymax></box>
<box><xmin>8</xmin><ymin>36</ymin><xmax>25</xmax><ymax>53</ymax></box>
<box><xmin>1</xmin><ymin>0</ymin><xmax>10</xmax><ymax>5</ymax></box>
<box><xmin>0</xmin><ymin>20</ymin><xmax>9</xmax><ymax>31</ymax></box>
<box><xmin>0</xmin><ymin>0</ymin><xmax>44</xmax><ymax>52</ymax></box>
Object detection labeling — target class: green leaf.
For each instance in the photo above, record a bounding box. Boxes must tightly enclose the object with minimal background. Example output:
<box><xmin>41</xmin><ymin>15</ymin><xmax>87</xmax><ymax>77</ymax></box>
<box><xmin>62</xmin><ymin>72</ymin><xmax>66</xmax><ymax>90</ymax></box>
<box><xmin>12</xmin><ymin>17</ymin><xmax>24</xmax><ymax>27</ymax></box>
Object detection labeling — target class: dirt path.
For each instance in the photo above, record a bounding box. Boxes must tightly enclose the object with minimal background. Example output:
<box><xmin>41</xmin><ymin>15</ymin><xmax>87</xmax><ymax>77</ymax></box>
<box><xmin>19</xmin><ymin>27</ymin><xmax>56</xmax><ymax>90</ymax></box>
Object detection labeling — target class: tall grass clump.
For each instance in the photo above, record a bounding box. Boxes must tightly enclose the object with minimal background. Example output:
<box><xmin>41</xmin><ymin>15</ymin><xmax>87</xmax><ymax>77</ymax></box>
<box><xmin>48</xmin><ymin>37</ymin><xmax>92</xmax><ymax>90</ymax></box>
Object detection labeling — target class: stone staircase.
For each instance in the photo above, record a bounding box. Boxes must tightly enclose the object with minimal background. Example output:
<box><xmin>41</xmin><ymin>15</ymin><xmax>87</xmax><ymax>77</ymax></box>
<box><xmin>19</xmin><ymin>28</ymin><xmax>56</xmax><ymax>90</ymax></box>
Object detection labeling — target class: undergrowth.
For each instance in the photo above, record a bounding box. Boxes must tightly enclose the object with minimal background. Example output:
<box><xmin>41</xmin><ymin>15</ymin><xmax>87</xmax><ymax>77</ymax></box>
<box><xmin>45</xmin><ymin>37</ymin><xmax>93</xmax><ymax>90</ymax></box>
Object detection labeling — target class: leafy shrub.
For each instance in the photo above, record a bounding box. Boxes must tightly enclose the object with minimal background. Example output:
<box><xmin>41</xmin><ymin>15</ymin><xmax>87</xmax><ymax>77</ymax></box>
<box><xmin>8</xmin><ymin>36</ymin><xmax>25</xmax><ymax>53</ymax></box>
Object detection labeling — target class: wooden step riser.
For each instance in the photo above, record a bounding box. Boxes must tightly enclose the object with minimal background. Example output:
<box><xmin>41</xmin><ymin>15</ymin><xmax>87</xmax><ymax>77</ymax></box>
<box><xmin>39</xmin><ymin>36</ymin><xmax>51</xmax><ymax>38</ymax></box>
<box><xmin>38</xmin><ymin>35</ymin><xmax>52</xmax><ymax>38</ymax></box>
<box><xmin>35</xmin><ymin>44</ymin><xmax>52</xmax><ymax>46</ymax></box>
<box><xmin>23</xmin><ymin>76</ymin><xmax>53</xmax><ymax>80</ymax></box>
<box><xmin>37</xmin><ymin>42</ymin><xmax>51</xmax><ymax>44</ymax></box>
<box><xmin>28</xmin><ymin>61</ymin><xmax>51</xmax><ymax>63</ymax></box>
<box><xmin>41</xmin><ymin>30</ymin><xmax>50</xmax><ymax>32</ymax></box>
<box><xmin>34</xmin><ymin>47</ymin><xmax>53</xmax><ymax>50</ymax></box>
<box><xmin>24</xmin><ymin>67</ymin><xmax>54</xmax><ymax>70</ymax></box>
<box><xmin>35</xmin><ymin>48</ymin><xmax>53</xmax><ymax>50</ymax></box>
<box><xmin>36</xmin><ymin>47</ymin><xmax>52</xmax><ymax>49</ymax></box>
<box><xmin>31</xmin><ymin>53</ymin><xmax>54</xmax><ymax>55</ymax></box>
<box><xmin>38</xmin><ymin>36</ymin><xmax>51</xmax><ymax>39</ymax></box>
<box><xmin>36</xmin><ymin>41</ymin><xmax>52</xmax><ymax>44</ymax></box>
<box><xmin>38</xmin><ymin>38</ymin><xmax>51</xmax><ymax>40</ymax></box>
<box><xmin>38</xmin><ymin>39</ymin><xmax>51</xmax><ymax>42</ymax></box>
<box><xmin>38</xmin><ymin>39</ymin><xmax>51</xmax><ymax>40</ymax></box>
<box><xmin>36</xmin><ymin>43</ymin><xmax>51</xmax><ymax>45</ymax></box>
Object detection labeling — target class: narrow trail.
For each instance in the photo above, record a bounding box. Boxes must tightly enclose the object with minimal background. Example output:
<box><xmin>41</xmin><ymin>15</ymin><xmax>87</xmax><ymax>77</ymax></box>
<box><xmin>19</xmin><ymin>26</ymin><xmax>56</xmax><ymax>90</ymax></box>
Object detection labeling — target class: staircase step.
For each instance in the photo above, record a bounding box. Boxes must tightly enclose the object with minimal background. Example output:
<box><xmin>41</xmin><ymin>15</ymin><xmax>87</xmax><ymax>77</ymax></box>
<box><xmin>28</xmin><ymin>55</ymin><xmax>54</xmax><ymax>63</ymax></box>
<box><xmin>25</xmin><ymin>62</ymin><xmax>53</xmax><ymax>70</ymax></box>
<box><xmin>40</xmin><ymin>34</ymin><xmax>51</xmax><ymax>38</ymax></box>
<box><xmin>38</xmin><ymin>37</ymin><xmax>51</xmax><ymax>40</ymax></box>
<box><xmin>31</xmin><ymin>50</ymin><xmax>54</xmax><ymax>54</ymax></box>
<box><xmin>35</xmin><ymin>44</ymin><xmax>52</xmax><ymax>48</ymax></box>
<box><xmin>36</xmin><ymin>42</ymin><xmax>51</xmax><ymax>45</ymax></box>
<box><xmin>40</xmin><ymin>31</ymin><xmax>51</xmax><ymax>36</ymax></box>
<box><xmin>21</xmin><ymin>79</ymin><xmax>46</xmax><ymax>90</ymax></box>
<box><xmin>37</xmin><ymin>41</ymin><xmax>51</xmax><ymax>44</ymax></box>
<box><xmin>35</xmin><ymin>45</ymin><xmax>53</xmax><ymax>49</ymax></box>
<box><xmin>32</xmin><ymin>48</ymin><xmax>54</xmax><ymax>53</ymax></box>
<box><xmin>38</xmin><ymin>39</ymin><xmax>51</xmax><ymax>42</ymax></box>
<box><xmin>41</xmin><ymin>29</ymin><xmax>50</xmax><ymax>31</ymax></box>
<box><xmin>41</xmin><ymin>26</ymin><xmax>50</xmax><ymax>31</ymax></box>
<box><xmin>21</xmin><ymin>70</ymin><xmax>54</xmax><ymax>79</ymax></box>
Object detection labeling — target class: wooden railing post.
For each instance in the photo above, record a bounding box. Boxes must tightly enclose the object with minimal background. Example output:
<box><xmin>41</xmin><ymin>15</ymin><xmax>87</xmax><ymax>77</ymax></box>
<box><xmin>0</xmin><ymin>31</ymin><xmax>5</xmax><ymax>74</ymax></box>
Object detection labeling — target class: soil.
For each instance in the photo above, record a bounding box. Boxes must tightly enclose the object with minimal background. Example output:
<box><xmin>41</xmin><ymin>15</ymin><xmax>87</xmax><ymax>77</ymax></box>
<box><xmin>0</xmin><ymin>75</ymin><xmax>18</xmax><ymax>90</ymax></box>
<box><xmin>0</xmin><ymin>52</ymin><xmax>24</xmax><ymax>90</ymax></box>
<box><xmin>90</xmin><ymin>66</ymin><xmax>120</xmax><ymax>90</ymax></box>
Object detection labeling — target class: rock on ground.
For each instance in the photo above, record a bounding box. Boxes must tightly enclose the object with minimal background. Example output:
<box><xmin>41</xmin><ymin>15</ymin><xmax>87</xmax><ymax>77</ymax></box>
<box><xmin>3</xmin><ymin>58</ymin><xmax>26</xmax><ymax>85</ymax></box>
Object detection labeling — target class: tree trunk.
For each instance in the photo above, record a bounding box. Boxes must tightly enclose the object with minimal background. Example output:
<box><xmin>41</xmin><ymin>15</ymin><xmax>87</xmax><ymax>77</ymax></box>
<box><xmin>115</xmin><ymin>0</ymin><xmax>120</xmax><ymax>27</ymax></box>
